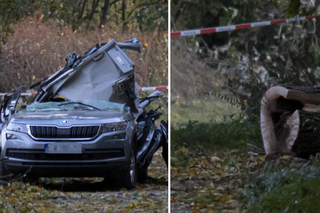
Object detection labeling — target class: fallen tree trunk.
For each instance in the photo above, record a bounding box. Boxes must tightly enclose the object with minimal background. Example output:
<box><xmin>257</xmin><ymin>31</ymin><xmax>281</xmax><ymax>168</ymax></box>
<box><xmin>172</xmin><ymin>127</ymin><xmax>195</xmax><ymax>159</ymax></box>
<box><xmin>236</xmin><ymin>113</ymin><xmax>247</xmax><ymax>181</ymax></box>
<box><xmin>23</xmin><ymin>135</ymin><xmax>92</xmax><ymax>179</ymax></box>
<box><xmin>261</xmin><ymin>86</ymin><xmax>320</xmax><ymax>157</ymax></box>
<box><xmin>292</xmin><ymin>111</ymin><xmax>320</xmax><ymax>157</ymax></box>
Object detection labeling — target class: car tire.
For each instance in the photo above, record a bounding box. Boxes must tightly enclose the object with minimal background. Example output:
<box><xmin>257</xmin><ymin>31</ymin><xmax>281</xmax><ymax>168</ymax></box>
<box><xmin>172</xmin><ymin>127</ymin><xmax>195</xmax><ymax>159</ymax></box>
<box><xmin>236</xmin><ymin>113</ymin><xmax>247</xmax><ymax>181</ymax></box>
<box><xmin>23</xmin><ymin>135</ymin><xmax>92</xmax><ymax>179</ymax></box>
<box><xmin>121</xmin><ymin>148</ymin><xmax>137</xmax><ymax>189</ymax></box>
<box><xmin>0</xmin><ymin>161</ymin><xmax>6</xmax><ymax>177</ymax></box>
<box><xmin>23</xmin><ymin>176</ymin><xmax>39</xmax><ymax>185</ymax></box>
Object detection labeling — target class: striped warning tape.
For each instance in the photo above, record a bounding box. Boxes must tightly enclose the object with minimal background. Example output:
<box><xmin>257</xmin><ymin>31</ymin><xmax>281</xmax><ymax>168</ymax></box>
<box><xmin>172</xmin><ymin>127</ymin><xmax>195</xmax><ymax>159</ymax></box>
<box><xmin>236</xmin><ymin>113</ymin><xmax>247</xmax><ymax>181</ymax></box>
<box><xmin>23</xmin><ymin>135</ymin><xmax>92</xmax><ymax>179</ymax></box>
<box><xmin>0</xmin><ymin>93</ymin><xmax>36</xmax><ymax>97</ymax></box>
<box><xmin>171</xmin><ymin>15</ymin><xmax>320</xmax><ymax>37</ymax></box>
<box><xmin>139</xmin><ymin>86</ymin><xmax>168</xmax><ymax>92</ymax></box>
<box><xmin>0</xmin><ymin>86</ymin><xmax>169</xmax><ymax>97</ymax></box>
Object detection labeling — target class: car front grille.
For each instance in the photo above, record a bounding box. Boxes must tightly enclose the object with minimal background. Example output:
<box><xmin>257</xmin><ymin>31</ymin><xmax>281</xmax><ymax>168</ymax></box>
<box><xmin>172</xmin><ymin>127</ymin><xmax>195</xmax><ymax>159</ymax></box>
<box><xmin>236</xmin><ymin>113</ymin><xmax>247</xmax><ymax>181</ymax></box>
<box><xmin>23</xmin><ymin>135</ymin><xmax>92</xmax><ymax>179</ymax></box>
<box><xmin>29</xmin><ymin>126</ymin><xmax>100</xmax><ymax>139</ymax></box>
<box><xmin>6</xmin><ymin>148</ymin><xmax>125</xmax><ymax>161</ymax></box>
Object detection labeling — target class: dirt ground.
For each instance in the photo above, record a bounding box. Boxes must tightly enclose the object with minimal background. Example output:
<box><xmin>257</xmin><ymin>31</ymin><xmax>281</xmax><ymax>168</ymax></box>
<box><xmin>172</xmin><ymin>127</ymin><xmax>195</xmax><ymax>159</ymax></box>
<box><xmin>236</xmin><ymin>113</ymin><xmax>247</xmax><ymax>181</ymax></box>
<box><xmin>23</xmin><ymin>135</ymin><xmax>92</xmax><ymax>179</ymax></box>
<box><xmin>0</xmin><ymin>150</ymin><xmax>168</xmax><ymax>213</ymax></box>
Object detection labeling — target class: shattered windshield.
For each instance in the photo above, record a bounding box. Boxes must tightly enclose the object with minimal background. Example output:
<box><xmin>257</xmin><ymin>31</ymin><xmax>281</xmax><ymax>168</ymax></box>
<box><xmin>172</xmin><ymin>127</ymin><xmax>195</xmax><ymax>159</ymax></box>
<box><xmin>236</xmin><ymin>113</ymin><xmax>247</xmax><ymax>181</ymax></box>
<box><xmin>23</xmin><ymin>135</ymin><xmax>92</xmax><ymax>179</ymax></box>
<box><xmin>26</xmin><ymin>100</ymin><xmax>125</xmax><ymax>112</ymax></box>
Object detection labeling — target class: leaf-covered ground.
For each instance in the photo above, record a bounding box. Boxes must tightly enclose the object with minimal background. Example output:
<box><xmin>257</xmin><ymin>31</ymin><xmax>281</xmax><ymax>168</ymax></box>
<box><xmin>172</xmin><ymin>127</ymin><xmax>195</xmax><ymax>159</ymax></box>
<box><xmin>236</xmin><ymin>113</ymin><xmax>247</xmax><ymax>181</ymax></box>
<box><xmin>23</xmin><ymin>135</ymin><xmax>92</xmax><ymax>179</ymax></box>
<box><xmin>0</xmin><ymin>150</ymin><xmax>168</xmax><ymax>213</ymax></box>
<box><xmin>171</xmin><ymin>145</ymin><xmax>320</xmax><ymax>213</ymax></box>
<box><xmin>171</xmin><ymin>150</ymin><xmax>243</xmax><ymax>213</ymax></box>
<box><xmin>170</xmin><ymin>120</ymin><xmax>258</xmax><ymax>212</ymax></box>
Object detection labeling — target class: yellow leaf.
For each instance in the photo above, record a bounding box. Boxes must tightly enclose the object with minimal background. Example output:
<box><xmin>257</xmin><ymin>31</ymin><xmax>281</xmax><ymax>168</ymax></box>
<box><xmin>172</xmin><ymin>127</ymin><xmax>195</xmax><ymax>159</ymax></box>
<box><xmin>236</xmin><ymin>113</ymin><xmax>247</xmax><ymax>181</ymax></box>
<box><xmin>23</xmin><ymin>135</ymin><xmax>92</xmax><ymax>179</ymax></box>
<box><xmin>4</xmin><ymin>186</ymin><xmax>10</xmax><ymax>192</ymax></box>
<box><xmin>220</xmin><ymin>171</ymin><xmax>227</xmax><ymax>177</ymax></box>
<box><xmin>40</xmin><ymin>49</ymin><xmax>46</xmax><ymax>55</ymax></box>
<box><xmin>219</xmin><ymin>194</ymin><xmax>229</xmax><ymax>203</ymax></box>
<box><xmin>176</xmin><ymin>168</ymin><xmax>181</xmax><ymax>176</ymax></box>
<box><xmin>39</xmin><ymin>14</ymin><xmax>44</xmax><ymax>21</ymax></box>
<box><xmin>188</xmin><ymin>169</ymin><xmax>197</xmax><ymax>177</ymax></box>
<box><xmin>181</xmin><ymin>146</ymin><xmax>189</xmax><ymax>155</ymax></box>
<box><xmin>202</xmin><ymin>159</ymin><xmax>209</xmax><ymax>167</ymax></box>
<box><xmin>281</xmin><ymin>155</ymin><xmax>291</xmax><ymax>160</ymax></box>
<box><xmin>124</xmin><ymin>207</ymin><xmax>131</xmax><ymax>211</ymax></box>
<box><xmin>124</xmin><ymin>202</ymin><xmax>137</xmax><ymax>211</ymax></box>
<box><xmin>109</xmin><ymin>199</ymin><xmax>117</xmax><ymax>204</ymax></box>
<box><xmin>7</xmin><ymin>197</ymin><xmax>16</xmax><ymax>203</ymax></box>
<box><xmin>40</xmin><ymin>207</ymin><xmax>50</xmax><ymax>213</ymax></box>
<box><xmin>143</xmin><ymin>43</ymin><xmax>148</xmax><ymax>48</ymax></box>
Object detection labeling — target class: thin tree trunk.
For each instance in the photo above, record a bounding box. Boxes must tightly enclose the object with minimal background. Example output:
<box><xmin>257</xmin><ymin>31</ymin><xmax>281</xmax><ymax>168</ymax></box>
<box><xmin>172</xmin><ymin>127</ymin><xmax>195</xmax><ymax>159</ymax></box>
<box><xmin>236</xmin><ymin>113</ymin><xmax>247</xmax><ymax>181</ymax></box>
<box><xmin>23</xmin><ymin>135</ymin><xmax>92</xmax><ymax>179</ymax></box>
<box><xmin>114</xmin><ymin>1</ymin><xmax>118</xmax><ymax>24</ymax></box>
<box><xmin>173</xmin><ymin>0</ymin><xmax>184</xmax><ymax>23</ymax></box>
<box><xmin>100</xmin><ymin>0</ymin><xmax>110</xmax><ymax>27</ymax></box>
<box><xmin>89</xmin><ymin>0</ymin><xmax>100</xmax><ymax>21</ymax></box>
<box><xmin>72</xmin><ymin>0</ymin><xmax>81</xmax><ymax>16</ymax></box>
<box><xmin>122</xmin><ymin>0</ymin><xmax>127</xmax><ymax>32</ymax></box>
<box><xmin>78</xmin><ymin>0</ymin><xmax>88</xmax><ymax>20</ymax></box>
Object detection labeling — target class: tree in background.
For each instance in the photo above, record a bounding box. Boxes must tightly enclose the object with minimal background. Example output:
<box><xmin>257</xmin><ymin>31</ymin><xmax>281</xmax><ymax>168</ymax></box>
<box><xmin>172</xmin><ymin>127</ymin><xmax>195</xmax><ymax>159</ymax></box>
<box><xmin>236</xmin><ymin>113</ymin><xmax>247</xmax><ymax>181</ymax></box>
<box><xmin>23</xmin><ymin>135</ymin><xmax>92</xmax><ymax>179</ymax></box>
<box><xmin>0</xmin><ymin>0</ymin><xmax>36</xmax><ymax>51</ymax></box>
<box><xmin>37</xmin><ymin>0</ymin><xmax>167</xmax><ymax>31</ymax></box>
<box><xmin>171</xmin><ymin>0</ymin><xmax>320</xmax><ymax>121</ymax></box>
<box><xmin>0</xmin><ymin>0</ymin><xmax>168</xmax><ymax>93</ymax></box>
<box><xmin>0</xmin><ymin>0</ymin><xmax>168</xmax><ymax>51</ymax></box>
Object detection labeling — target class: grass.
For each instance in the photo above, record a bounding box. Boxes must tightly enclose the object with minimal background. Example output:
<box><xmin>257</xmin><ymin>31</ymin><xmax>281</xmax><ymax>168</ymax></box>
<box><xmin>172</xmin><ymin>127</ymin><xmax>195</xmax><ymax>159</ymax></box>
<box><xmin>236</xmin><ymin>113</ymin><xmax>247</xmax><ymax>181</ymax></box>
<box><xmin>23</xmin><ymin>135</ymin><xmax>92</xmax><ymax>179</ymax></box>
<box><xmin>240</xmin><ymin>155</ymin><xmax>320</xmax><ymax>213</ymax></box>
<box><xmin>171</xmin><ymin>112</ymin><xmax>320</xmax><ymax>212</ymax></box>
<box><xmin>171</xmin><ymin>117</ymin><xmax>261</xmax><ymax>168</ymax></box>
<box><xmin>171</xmin><ymin>98</ymin><xmax>241</xmax><ymax>126</ymax></box>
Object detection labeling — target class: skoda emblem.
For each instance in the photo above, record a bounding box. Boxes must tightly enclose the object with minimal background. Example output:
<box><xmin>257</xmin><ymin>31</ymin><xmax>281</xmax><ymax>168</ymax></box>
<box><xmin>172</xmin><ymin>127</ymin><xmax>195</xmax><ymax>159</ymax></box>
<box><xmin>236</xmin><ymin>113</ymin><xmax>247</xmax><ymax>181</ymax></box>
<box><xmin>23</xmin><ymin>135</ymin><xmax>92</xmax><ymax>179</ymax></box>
<box><xmin>61</xmin><ymin>120</ymin><xmax>68</xmax><ymax>125</ymax></box>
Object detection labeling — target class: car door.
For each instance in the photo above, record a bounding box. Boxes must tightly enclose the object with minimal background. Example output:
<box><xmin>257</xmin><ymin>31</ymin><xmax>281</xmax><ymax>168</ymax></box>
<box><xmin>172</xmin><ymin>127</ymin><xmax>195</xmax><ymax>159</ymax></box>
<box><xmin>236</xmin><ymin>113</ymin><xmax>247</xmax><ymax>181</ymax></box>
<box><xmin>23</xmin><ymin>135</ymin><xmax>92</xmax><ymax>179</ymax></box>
<box><xmin>0</xmin><ymin>86</ymin><xmax>24</xmax><ymax>123</ymax></box>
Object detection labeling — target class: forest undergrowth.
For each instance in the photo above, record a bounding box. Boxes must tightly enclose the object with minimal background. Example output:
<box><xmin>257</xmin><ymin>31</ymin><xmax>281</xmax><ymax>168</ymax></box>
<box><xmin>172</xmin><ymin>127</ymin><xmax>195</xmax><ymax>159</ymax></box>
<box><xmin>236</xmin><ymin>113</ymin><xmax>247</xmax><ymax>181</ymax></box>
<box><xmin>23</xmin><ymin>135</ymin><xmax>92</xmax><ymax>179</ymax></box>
<box><xmin>171</xmin><ymin>118</ymin><xmax>320</xmax><ymax>213</ymax></box>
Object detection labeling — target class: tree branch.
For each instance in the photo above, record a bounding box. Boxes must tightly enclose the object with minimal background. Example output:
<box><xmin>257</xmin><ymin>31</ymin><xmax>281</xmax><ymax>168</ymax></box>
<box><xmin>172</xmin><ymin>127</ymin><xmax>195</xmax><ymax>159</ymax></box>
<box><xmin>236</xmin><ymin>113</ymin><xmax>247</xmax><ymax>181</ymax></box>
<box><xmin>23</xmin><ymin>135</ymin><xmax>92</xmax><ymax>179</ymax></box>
<box><xmin>127</xmin><ymin>1</ymin><xmax>161</xmax><ymax>19</ymax></box>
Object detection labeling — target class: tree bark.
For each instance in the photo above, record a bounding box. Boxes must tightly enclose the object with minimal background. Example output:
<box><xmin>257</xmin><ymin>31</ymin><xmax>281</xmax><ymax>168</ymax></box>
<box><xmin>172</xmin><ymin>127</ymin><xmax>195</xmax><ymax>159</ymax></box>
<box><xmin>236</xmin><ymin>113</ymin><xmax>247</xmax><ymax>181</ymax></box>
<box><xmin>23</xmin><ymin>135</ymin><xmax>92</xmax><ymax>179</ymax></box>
<box><xmin>292</xmin><ymin>111</ymin><xmax>320</xmax><ymax>158</ymax></box>
<box><xmin>122</xmin><ymin>0</ymin><xmax>128</xmax><ymax>33</ymax></box>
<box><xmin>100</xmin><ymin>0</ymin><xmax>110</xmax><ymax>27</ymax></box>
<box><xmin>78</xmin><ymin>0</ymin><xmax>88</xmax><ymax>20</ymax></box>
<box><xmin>88</xmin><ymin>0</ymin><xmax>100</xmax><ymax>21</ymax></box>
<box><xmin>261</xmin><ymin>86</ymin><xmax>320</xmax><ymax>157</ymax></box>
<box><xmin>172</xmin><ymin>0</ymin><xmax>184</xmax><ymax>24</ymax></box>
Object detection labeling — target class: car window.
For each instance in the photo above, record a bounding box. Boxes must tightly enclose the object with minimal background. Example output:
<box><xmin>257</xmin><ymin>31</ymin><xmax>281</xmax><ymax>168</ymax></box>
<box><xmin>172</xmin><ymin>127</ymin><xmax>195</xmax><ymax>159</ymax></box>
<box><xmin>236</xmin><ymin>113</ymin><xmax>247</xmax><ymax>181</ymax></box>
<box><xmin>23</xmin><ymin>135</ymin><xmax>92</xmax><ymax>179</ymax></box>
<box><xmin>26</xmin><ymin>100</ymin><xmax>125</xmax><ymax>112</ymax></box>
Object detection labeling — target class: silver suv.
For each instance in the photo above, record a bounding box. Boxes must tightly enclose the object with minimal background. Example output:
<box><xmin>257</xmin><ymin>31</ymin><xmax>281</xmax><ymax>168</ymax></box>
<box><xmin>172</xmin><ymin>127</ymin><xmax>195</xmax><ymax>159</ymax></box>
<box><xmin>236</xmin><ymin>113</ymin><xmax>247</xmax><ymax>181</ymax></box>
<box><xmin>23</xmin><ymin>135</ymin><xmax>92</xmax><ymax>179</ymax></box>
<box><xmin>0</xmin><ymin>38</ymin><xmax>167</xmax><ymax>189</ymax></box>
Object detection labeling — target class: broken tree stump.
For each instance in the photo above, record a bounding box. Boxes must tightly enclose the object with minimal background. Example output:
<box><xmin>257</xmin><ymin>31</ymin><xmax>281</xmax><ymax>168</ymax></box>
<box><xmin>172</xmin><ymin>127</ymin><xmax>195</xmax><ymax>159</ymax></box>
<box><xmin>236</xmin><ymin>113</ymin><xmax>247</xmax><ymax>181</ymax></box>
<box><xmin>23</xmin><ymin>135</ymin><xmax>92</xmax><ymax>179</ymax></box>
<box><xmin>261</xmin><ymin>86</ymin><xmax>320</xmax><ymax>157</ymax></box>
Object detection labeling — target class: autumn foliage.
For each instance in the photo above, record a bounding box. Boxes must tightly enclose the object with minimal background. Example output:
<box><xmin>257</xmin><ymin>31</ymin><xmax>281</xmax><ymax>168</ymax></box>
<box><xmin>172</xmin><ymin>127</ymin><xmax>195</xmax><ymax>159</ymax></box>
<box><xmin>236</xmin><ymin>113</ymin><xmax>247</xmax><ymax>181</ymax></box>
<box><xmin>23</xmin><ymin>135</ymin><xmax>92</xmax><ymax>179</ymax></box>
<box><xmin>0</xmin><ymin>17</ymin><xmax>168</xmax><ymax>93</ymax></box>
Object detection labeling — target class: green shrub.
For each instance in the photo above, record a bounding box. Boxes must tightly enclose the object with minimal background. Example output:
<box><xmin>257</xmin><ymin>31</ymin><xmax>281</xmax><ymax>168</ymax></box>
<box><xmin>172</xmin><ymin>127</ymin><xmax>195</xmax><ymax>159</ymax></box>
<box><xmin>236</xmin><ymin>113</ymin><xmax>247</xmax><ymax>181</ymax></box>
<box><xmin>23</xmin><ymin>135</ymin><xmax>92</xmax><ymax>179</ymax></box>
<box><xmin>241</xmin><ymin>156</ymin><xmax>320</xmax><ymax>213</ymax></box>
<box><xmin>171</xmin><ymin>118</ymin><xmax>262</xmax><ymax>167</ymax></box>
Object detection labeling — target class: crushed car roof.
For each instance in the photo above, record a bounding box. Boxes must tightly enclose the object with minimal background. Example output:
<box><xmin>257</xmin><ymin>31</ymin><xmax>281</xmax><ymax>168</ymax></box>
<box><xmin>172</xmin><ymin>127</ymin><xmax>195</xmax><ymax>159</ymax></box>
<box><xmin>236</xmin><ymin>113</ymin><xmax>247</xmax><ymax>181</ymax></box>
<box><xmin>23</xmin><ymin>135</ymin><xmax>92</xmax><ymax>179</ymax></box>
<box><xmin>33</xmin><ymin>38</ymin><xmax>141</xmax><ymax>112</ymax></box>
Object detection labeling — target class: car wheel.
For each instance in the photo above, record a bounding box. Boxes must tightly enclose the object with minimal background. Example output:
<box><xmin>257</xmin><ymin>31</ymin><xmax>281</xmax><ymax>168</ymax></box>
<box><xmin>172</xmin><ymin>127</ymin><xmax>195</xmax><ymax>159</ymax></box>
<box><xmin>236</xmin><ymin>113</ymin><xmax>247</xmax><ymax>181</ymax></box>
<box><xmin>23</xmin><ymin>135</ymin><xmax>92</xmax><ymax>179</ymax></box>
<box><xmin>121</xmin><ymin>148</ymin><xmax>137</xmax><ymax>189</ymax></box>
<box><xmin>0</xmin><ymin>160</ymin><xmax>7</xmax><ymax>177</ymax></box>
<box><xmin>23</xmin><ymin>176</ymin><xmax>39</xmax><ymax>185</ymax></box>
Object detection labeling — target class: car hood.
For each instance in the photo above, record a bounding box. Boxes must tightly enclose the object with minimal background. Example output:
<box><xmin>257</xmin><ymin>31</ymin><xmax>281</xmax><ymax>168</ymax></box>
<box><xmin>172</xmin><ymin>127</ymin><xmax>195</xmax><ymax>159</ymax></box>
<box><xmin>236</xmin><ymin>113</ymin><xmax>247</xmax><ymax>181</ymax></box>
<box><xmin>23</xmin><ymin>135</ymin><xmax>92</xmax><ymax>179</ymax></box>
<box><xmin>9</xmin><ymin>110</ymin><xmax>133</xmax><ymax>125</ymax></box>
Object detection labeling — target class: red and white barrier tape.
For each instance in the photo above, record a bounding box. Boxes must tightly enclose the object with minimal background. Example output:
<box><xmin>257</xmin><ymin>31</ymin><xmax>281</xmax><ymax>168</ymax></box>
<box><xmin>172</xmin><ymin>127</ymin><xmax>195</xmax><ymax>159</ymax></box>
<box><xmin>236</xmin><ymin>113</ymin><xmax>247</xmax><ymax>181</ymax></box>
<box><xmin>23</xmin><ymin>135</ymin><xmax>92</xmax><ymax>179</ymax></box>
<box><xmin>171</xmin><ymin>15</ymin><xmax>320</xmax><ymax>37</ymax></box>
<box><xmin>0</xmin><ymin>86</ymin><xmax>169</xmax><ymax>97</ymax></box>
<box><xmin>139</xmin><ymin>86</ymin><xmax>168</xmax><ymax>92</ymax></box>
<box><xmin>0</xmin><ymin>93</ymin><xmax>36</xmax><ymax>97</ymax></box>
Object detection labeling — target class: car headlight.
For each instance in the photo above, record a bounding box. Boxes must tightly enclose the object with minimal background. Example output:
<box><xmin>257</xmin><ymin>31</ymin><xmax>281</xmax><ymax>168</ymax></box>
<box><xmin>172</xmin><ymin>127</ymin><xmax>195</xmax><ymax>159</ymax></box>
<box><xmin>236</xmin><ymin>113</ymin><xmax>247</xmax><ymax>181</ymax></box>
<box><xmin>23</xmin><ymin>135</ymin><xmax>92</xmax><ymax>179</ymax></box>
<box><xmin>101</xmin><ymin>122</ymin><xmax>127</xmax><ymax>133</ymax></box>
<box><xmin>6</xmin><ymin>123</ymin><xmax>28</xmax><ymax>133</ymax></box>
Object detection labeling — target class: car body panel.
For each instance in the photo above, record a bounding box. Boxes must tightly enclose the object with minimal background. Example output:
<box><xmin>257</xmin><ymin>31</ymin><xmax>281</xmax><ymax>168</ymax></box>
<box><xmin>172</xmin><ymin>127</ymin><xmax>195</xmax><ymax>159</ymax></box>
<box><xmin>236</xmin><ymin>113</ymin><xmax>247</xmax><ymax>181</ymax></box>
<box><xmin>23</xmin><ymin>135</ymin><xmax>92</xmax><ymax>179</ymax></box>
<box><xmin>0</xmin><ymin>38</ymin><xmax>168</xmax><ymax>179</ymax></box>
<box><xmin>1</xmin><ymin>99</ymin><xmax>135</xmax><ymax>177</ymax></box>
